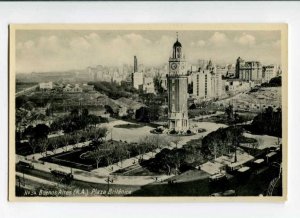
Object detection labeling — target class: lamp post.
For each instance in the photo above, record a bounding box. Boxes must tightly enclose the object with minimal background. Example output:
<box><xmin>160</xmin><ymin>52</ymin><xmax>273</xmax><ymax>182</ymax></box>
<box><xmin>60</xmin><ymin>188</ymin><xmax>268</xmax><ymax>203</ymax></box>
<box><xmin>105</xmin><ymin>176</ymin><xmax>114</xmax><ymax>196</ymax></box>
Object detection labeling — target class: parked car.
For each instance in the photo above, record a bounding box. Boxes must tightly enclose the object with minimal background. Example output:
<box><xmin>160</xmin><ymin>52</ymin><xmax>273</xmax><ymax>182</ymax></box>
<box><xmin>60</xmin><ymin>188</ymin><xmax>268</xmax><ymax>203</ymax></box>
<box><xmin>17</xmin><ymin>160</ymin><xmax>34</xmax><ymax>169</ymax></box>
<box><xmin>223</xmin><ymin>190</ymin><xmax>236</xmax><ymax>196</ymax></box>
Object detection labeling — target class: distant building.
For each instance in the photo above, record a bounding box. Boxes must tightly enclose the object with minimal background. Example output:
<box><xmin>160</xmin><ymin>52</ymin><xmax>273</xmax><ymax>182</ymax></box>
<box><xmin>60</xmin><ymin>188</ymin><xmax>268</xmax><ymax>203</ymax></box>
<box><xmin>132</xmin><ymin>56</ymin><xmax>144</xmax><ymax>90</ymax></box>
<box><xmin>262</xmin><ymin>65</ymin><xmax>279</xmax><ymax>83</ymax></box>
<box><xmin>143</xmin><ymin>77</ymin><xmax>155</xmax><ymax>94</ymax></box>
<box><xmin>160</xmin><ymin>76</ymin><xmax>168</xmax><ymax>90</ymax></box>
<box><xmin>224</xmin><ymin>79</ymin><xmax>254</xmax><ymax>94</ymax></box>
<box><xmin>132</xmin><ymin>72</ymin><xmax>144</xmax><ymax>90</ymax></box>
<box><xmin>134</xmin><ymin>56</ymin><xmax>138</xmax><ymax>73</ymax></box>
<box><xmin>216</xmin><ymin>66</ymin><xmax>228</xmax><ymax>78</ymax></box>
<box><xmin>63</xmin><ymin>84</ymin><xmax>83</xmax><ymax>93</ymax></box>
<box><xmin>167</xmin><ymin>36</ymin><xmax>189</xmax><ymax>132</ymax></box>
<box><xmin>235</xmin><ymin>57</ymin><xmax>263</xmax><ymax>83</ymax></box>
<box><xmin>192</xmin><ymin>60</ymin><xmax>223</xmax><ymax>100</ymax></box>
<box><xmin>39</xmin><ymin>81</ymin><xmax>53</xmax><ymax>90</ymax></box>
<box><xmin>82</xmin><ymin>83</ymin><xmax>94</xmax><ymax>92</ymax></box>
<box><xmin>88</xmin><ymin>66</ymin><xmax>103</xmax><ymax>81</ymax></box>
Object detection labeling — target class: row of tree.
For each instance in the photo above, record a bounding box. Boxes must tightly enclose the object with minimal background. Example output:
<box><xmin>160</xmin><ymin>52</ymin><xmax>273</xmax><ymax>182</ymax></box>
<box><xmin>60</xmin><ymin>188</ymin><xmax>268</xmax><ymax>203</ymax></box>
<box><xmin>20</xmin><ymin>127</ymin><xmax>108</xmax><ymax>157</ymax></box>
<box><xmin>89</xmin><ymin>81</ymin><xmax>138</xmax><ymax>100</ymax></box>
<box><xmin>201</xmin><ymin>126</ymin><xmax>258</xmax><ymax>158</ymax></box>
<box><xmin>261</xmin><ymin>76</ymin><xmax>282</xmax><ymax>87</ymax></box>
<box><xmin>50</xmin><ymin>108</ymin><xmax>107</xmax><ymax>133</ymax></box>
<box><xmin>85</xmin><ymin>135</ymin><xmax>172</xmax><ymax>169</ymax></box>
<box><xmin>246</xmin><ymin>106</ymin><xmax>282</xmax><ymax>137</ymax></box>
<box><xmin>141</xmin><ymin>143</ymin><xmax>207</xmax><ymax>175</ymax></box>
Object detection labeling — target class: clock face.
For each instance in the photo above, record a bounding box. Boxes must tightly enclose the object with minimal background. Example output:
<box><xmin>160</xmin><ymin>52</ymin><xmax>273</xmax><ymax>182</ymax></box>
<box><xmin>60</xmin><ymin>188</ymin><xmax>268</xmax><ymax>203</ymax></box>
<box><xmin>171</xmin><ymin>63</ymin><xmax>178</xmax><ymax>70</ymax></box>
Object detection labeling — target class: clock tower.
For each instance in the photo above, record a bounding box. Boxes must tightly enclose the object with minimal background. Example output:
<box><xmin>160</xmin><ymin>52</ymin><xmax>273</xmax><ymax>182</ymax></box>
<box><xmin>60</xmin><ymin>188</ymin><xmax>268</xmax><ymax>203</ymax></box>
<box><xmin>167</xmin><ymin>35</ymin><xmax>189</xmax><ymax>132</ymax></box>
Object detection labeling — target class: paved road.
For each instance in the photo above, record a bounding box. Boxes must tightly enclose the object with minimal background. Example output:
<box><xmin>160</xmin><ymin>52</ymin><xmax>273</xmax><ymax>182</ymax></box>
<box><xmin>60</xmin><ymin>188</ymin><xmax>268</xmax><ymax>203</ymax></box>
<box><xmin>16</xmin><ymin>85</ymin><xmax>38</xmax><ymax>97</ymax></box>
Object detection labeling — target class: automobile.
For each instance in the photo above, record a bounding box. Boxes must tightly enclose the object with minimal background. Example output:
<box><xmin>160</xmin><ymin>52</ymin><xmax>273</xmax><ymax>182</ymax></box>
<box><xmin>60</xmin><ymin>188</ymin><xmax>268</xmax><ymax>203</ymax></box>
<box><xmin>223</xmin><ymin>190</ymin><xmax>236</xmax><ymax>196</ymax></box>
<box><xmin>265</xmin><ymin>151</ymin><xmax>277</xmax><ymax>163</ymax></box>
<box><xmin>50</xmin><ymin>169</ymin><xmax>74</xmax><ymax>183</ymax></box>
<box><xmin>197</xmin><ymin>128</ymin><xmax>206</xmax><ymax>133</ymax></box>
<box><xmin>253</xmin><ymin>159</ymin><xmax>264</xmax><ymax>165</ymax></box>
<box><xmin>268</xmin><ymin>146</ymin><xmax>278</xmax><ymax>152</ymax></box>
<box><xmin>17</xmin><ymin>160</ymin><xmax>34</xmax><ymax>169</ymax></box>
<box><xmin>209</xmin><ymin>173</ymin><xmax>226</xmax><ymax>182</ymax></box>
<box><xmin>237</xmin><ymin>166</ymin><xmax>250</xmax><ymax>174</ymax></box>
<box><xmin>210</xmin><ymin>192</ymin><xmax>223</xmax><ymax>197</ymax></box>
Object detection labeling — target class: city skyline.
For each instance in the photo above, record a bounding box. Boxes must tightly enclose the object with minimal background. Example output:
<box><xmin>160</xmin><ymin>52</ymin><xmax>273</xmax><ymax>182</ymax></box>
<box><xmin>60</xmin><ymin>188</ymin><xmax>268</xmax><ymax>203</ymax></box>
<box><xmin>16</xmin><ymin>30</ymin><xmax>281</xmax><ymax>73</ymax></box>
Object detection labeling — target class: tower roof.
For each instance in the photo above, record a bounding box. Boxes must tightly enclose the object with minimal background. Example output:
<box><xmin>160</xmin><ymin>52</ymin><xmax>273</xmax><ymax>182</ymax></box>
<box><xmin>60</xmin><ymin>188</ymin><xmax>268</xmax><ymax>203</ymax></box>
<box><xmin>173</xmin><ymin>32</ymin><xmax>182</xmax><ymax>48</ymax></box>
<box><xmin>173</xmin><ymin>39</ymin><xmax>181</xmax><ymax>48</ymax></box>
<box><xmin>173</xmin><ymin>39</ymin><xmax>182</xmax><ymax>48</ymax></box>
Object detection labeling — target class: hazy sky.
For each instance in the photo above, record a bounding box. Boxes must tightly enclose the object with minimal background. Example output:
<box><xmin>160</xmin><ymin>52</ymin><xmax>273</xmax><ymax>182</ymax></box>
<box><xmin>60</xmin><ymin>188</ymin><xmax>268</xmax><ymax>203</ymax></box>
<box><xmin>16</xmin><ymin>29</ymin><xmax>281</xmax><ymax>73</ymax></box>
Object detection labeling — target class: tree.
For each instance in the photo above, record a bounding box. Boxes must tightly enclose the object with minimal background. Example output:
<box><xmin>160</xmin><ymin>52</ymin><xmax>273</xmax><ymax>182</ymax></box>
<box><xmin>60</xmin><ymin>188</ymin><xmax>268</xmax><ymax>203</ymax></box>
<box><xmin>61</xmin><ymin>135</ymin><xmax>70</xmax><ymax>152</ymax></box>
<box><xmin>93</xmin><ymin>127</ymin><xmax>108</xmax><ymax>144</ymax></box>
<box><xmin>114</xmin><ymin>146</ymin><xmax>126</xmax><ymax>167</ymax></box>
<box><xmin>135</xmin><ymin>107</ymin><xmax>150</xmax><ymax>122</ymax></box>
<box><xmin>248</xmin><ymin>106</ymin><xmax>282</xmax><ymax>137</ymax></box>
<box><xmin>148</xmin><ymin>104</ymin><xmax>160</xmax><ymax>121</ymax></box>
<box><xmin>173</xmin><ymin>152</ymin><xmax>184</xmax><ymax>175</ymax></box>
<box><xmin>82</xmin><ymin>108</ymin><xmax>89</xmax><ymax>117</ymax></box>
<box><xmin>90</xmin><ymin>147</ymin><xmax>104</xmax><ymax>169</ymax></box>
<box><xmin>135</xmin><ymin>143</ymin><xmax>147</xmax><ymax>161</ymax></box>
<box><xmin>29</xmin><ymin>138</ymin><xmax>38</xmax><ymax>154</ymax></box>
<box><xmin>72</xmin><ymin>132</ymin><xmax>81</xmax><ymax>148</ymax></box>
<box><xmin>70</xmin><ymin>108</ymin><xmax>79</xmax><ymax>117</ymax></box>
<box><xmin>34</xmin><ymin>124</ymin><xmax>50</xmax><ymax>139</ymax></box>
<box><xmin>23</xmin><ymin>125</ymin><xmax>34</xmax><ymax>140</ymax></box>
<box><xmin>50</xmin><ymin>137</ymin><xmax>59</xmax><ymax>154</ymax></box>
<box><xmin>153</xmin><ymin>73</ymin><xmax>165</xmax><ymax>94</ymax></box>
<box><xmin>102</xmin><ymin>144</ymin><xmax>113</xmax><ymax>166</ymax></box>
<box><xmin>39</xmin><ymin>139</ymin><xmax>49</xmax><ymax>157</ymax></box>
<box><xmin>225</xmin><ymin>104</ymin><xmax>234</xmax><ymax>121</ymax></box>
<box><xmin>158</xmin><ymin>149</ymin><xmax>172</xmax><ymax>175</ymax></box>
<box><xmin>171</xmin><ymin>137</ymin><xmax>182</xmax><ymax>149</ymax></box>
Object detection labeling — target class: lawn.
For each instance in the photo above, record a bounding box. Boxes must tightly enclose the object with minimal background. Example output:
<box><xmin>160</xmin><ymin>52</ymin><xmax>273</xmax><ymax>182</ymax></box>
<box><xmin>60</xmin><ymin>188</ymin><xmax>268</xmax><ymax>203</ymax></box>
<box><xmin>40</xmin><ymin>147</ymin><xmax>96</xmax><ymax>171</ymax></box>
<box><xmin>113</xmin><ymin>165</ymin><xmax>162</xmax><ymax>176</ymax></box>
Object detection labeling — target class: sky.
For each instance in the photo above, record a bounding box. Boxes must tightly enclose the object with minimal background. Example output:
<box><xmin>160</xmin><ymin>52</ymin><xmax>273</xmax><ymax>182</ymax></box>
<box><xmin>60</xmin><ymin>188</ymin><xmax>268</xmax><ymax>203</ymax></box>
<box><xmin>15</xmin><ymin>29</ymin><xmax>281</xmax><ymax>73</ymax></box>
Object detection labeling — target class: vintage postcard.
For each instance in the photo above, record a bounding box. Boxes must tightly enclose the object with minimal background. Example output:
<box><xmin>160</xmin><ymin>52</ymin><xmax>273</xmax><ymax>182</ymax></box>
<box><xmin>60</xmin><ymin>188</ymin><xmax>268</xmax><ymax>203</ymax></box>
<box><xmin>9</xmin><ymin>24</ymin><xmax>287</xmax><ymax>202</ymax></box>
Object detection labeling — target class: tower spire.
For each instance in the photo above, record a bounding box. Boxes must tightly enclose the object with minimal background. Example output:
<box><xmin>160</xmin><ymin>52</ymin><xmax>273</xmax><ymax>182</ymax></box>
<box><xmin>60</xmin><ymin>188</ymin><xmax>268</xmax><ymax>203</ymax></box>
<box><xmin>176</xmin><ymin>32</ymin><xmax>178</xmax><ymax>41</ymax></box>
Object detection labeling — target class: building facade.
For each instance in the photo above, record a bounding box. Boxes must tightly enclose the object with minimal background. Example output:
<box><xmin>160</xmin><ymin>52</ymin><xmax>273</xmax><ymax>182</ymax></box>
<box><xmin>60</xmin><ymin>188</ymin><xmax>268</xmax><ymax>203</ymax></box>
<box><xmin>235</xmin><ymin>57</ymin><xmax>263</xmax><ymax>83</ymax></box>
<box><xmin>143</xmin><ymin>77</ymin><xmax>155</xmax><ymax>94</ymax></box>
<box><xmin>262</xmin><ymin>65</ymin><xmax>279</xmax><ymax>83</ymax></box>
<box><xmin>167</xmin><ymin>37</ymin><xmax>189</xmax><ymax>132</ymax></box>
<box><xmin>39</xmin><ymin>82</ymin><xmax>53</xmax><ymax>90</ymax></box>
<box><xmin>192</xmin><ymin>60</ymin><xmax>223</xmax><ymax>100</ymax></box>
<box><xmin>132</xmin><ymin>72</ymin><xmax>144</xmax><ymax>90</ymax></box>
<box><xmin>224</xmin><ymin>79</ymin><xmax>254</xmax><ymax>94</ymax></box>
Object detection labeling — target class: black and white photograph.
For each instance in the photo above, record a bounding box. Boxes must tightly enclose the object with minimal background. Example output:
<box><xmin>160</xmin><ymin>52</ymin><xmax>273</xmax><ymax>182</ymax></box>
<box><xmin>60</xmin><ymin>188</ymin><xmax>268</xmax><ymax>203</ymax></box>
<box><xmin>9</xmin><ymin>24</ymin><xmax>287</xmax><ymax>201</ymax></box>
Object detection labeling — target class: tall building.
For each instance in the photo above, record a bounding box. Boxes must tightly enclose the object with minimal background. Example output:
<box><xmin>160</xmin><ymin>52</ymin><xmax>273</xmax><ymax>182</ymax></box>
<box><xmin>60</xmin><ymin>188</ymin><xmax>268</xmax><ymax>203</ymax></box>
<box><xmin>192</xmin><ymin>60</ymin><xmax>223</xmax><ymax>100</ymax></box>
<box><xmin>167</xmin><ymin>36</ymin><xmax>189</xmax><ymax>132</ymax></box>
<box><xmin>235</xmin><ymin>57</ymin><xmax>263</xmax><ymax>83</ymax></box>
<box><xmin>132</xmin><ymin>56</ymin><xmax>143</xmax><ymax>90</ymax></box>
<box><xmin>134</xmin><ymin>56</ymin><xmax>138</xmax><ymax>73</ymax></box>
<box><xmin>143</xmin><ymin>77</ymin><xmax>155</xmax><ymax>93</ymax></box>
<box><xmin>262</xmin><ymin>65</ymin><xmax>279</xmax><ymax>83</ymax></box>
<box><xmin>132</xmin><ymin>72</ymin><xmax>143</xmax><ymax>90</ymax></box>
